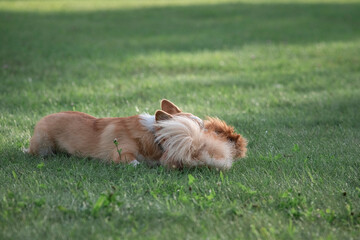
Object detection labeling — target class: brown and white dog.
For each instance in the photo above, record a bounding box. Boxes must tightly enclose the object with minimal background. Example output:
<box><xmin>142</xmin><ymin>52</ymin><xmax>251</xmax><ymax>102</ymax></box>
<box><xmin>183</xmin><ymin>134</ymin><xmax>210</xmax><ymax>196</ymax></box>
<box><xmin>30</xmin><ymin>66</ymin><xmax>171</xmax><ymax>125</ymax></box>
<box><xmin>26</xmin><ymin>99</ymin><xmax>247</xmax><ymax>170</ymax></box>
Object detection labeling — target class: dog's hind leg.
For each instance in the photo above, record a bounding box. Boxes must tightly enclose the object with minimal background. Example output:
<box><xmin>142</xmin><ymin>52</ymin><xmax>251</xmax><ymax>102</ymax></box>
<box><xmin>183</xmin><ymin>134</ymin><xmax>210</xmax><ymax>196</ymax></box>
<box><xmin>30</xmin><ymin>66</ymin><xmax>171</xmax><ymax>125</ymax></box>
<box><xmin>28</xmin><ymin>125</ymin><xmax>55</xmax><ymax>157</ymax></box>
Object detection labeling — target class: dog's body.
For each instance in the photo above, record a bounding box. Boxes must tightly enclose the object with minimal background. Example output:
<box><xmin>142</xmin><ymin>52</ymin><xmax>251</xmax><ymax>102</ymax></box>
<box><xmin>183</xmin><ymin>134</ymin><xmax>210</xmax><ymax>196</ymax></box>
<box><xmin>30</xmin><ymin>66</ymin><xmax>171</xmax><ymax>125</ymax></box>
<box><xmin>27</xmin><ymin>99</ymin><xmax>247</xmax><ymax>169</ymax></box>
<box><xmin>28</xmin><ymin>111</ymin><xmax>162</xmax><ymax>164</ymax></box>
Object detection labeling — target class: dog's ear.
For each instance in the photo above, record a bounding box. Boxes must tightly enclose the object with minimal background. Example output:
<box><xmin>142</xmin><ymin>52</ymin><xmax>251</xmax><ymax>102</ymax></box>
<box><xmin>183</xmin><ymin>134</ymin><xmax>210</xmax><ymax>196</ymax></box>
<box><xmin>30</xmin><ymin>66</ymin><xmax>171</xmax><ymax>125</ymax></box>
<box><xmin>161</xmin><ymin>99</ymin><xmax>181</xmax><ymax>115</ymax></box>
<box><xmin>155</xmin><ymin>110</ymin><xmax>173</xmax><ymax>122</ymax></box>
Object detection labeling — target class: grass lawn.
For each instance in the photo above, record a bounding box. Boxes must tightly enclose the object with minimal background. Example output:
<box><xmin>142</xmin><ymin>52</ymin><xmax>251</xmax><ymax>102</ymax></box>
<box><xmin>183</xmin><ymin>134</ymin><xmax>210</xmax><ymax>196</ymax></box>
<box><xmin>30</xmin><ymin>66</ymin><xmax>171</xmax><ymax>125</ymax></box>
<box><xmin>1</xmin><ymin>0</ymin><xmax>360</xmax><ymax>239</ymax></box>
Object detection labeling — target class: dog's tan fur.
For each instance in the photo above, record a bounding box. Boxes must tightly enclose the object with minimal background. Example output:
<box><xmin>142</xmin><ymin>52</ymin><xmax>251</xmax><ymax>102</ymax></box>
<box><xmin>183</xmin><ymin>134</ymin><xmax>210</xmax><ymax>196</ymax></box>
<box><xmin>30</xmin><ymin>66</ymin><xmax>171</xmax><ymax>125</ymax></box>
<box><xmin>28</xmin><ymin>112</ymin><xmax>160</xmax><ymax>164</ymax></box>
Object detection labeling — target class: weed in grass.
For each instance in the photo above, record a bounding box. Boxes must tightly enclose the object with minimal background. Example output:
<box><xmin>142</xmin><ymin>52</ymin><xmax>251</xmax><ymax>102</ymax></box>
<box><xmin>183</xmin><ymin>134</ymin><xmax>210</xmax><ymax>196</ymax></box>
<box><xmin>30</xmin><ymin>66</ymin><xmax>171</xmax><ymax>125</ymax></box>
<box><xmin>36</xmin><ymin>162</ymin><xmax>45</xmax><ymax>170</ymax></box>
<box><xmin>91</xmin><ymin>190</ymin><xmax>124</xmax><ymax>218</ymax></box>
<box><xmin>113</xmin><ymin>138</ymin><xmax>122</xmax><ymax>160</ymax></box>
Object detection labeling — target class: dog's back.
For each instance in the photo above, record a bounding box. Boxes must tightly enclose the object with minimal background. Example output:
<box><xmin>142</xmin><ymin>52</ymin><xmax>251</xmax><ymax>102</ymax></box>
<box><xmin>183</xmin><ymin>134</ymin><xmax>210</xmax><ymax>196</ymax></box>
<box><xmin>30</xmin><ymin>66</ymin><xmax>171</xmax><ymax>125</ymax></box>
<box><xmin>28</xmin><ymin>111</ymin><xmax>164</xmax><ymax>163</ymax></box>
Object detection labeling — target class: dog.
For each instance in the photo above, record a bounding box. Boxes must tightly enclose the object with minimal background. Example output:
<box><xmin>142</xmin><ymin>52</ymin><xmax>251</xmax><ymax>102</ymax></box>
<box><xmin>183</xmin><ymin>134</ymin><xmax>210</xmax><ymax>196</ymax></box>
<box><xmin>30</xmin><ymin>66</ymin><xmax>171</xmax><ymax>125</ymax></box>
<box><xmin>27</xmin><ymin>99</ymin><xmax>247</xmax><ymax>169</ymax></box>
<box><xmin>26</xmin><ymin>99</ymin><xmax>203</xmax><ymax>166</ymax></box>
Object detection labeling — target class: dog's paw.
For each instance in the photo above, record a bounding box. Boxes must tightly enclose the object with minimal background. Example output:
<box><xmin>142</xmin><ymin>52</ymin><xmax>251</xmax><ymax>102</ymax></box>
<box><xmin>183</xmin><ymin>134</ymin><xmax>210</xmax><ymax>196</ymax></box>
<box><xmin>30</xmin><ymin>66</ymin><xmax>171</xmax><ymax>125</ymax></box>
<box><xmin>130</xmin><ymin>160</ymin><xmax>140</xmax><ymax>167</ymax></box>
<box><xmin>22</xmin><ymin>148</ymin><xmax>29</xmax><ymax>154</ymax></box>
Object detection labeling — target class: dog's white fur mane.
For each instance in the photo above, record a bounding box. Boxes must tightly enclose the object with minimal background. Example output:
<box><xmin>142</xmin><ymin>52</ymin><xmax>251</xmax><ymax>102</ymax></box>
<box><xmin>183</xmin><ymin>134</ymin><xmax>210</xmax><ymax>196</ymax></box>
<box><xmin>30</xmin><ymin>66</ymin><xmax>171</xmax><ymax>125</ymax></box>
<box><xmin>154</xmin><ymin>116</ymin><xmax>234</xmax><ymax>170</ymax></box>
<box><xmin>139</xmin><ymin>113</ymin><xmax>156</xmax><ymax>132</ymax></box>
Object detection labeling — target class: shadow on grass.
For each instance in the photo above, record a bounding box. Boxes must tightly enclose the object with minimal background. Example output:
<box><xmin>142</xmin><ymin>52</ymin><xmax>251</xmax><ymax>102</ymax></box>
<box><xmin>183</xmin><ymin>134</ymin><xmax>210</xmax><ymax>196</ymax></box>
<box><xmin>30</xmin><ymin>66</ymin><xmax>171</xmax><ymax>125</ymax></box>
<box><xmin>1</xmin><ymin>2</ymin><xmax>359</xmax><ymax>59</ymax></box>
<box><xmin>1</xmin><ymin>2</ymin><xmax>359</xmax><ymax>99</ymax></box>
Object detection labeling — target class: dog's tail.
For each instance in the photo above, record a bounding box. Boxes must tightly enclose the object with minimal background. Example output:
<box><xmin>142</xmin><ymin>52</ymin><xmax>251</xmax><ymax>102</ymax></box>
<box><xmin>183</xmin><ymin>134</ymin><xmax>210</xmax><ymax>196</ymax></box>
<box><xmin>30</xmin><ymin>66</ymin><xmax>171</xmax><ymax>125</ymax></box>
<box><xmin>155</xmin><ymin>116</ymin><xmax>234</xmax><ymax>170</ymax></box>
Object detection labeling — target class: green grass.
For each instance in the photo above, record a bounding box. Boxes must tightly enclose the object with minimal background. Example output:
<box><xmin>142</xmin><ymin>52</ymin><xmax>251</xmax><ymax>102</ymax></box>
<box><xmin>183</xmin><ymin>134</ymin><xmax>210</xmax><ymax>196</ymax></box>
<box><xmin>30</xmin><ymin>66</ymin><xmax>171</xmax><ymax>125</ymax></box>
<box><xmin>1</xmin><ymin>0</ymin><xmax>360</xmax><ymax>239</ymax></box>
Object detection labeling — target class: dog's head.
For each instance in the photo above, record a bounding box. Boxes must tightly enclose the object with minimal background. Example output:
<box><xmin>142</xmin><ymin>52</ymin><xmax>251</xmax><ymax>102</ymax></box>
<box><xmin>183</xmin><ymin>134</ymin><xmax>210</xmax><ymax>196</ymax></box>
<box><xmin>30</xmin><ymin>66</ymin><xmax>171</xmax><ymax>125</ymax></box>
<box><xmin>204</xmin><ymin>117</ymin><xmax>247</xmax><ymax>159</ymax></box>
<box><xmin>154</xmin><ymin>113</ymin><xmax>235</xmax><ymax>170</ymax></box>
<box><xmin>153</xmin><ymin>100</ymin><xmax>247</xmax><ymax>170</ymax></box>
<box><xmin>155</xmin><ymin>99</ymin><xmax>204</xmax><ymax>128</ymax></box>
